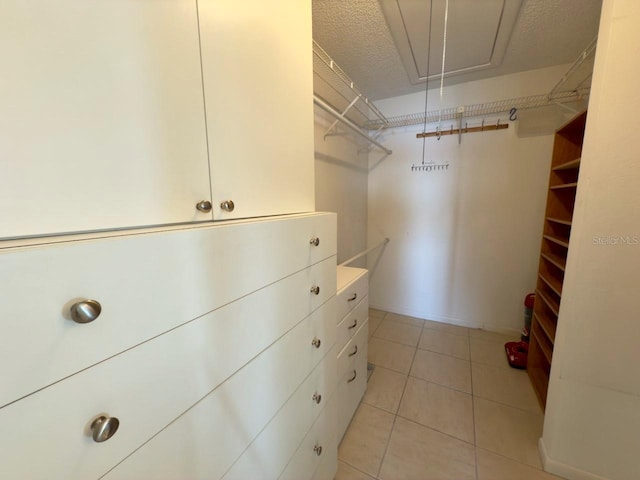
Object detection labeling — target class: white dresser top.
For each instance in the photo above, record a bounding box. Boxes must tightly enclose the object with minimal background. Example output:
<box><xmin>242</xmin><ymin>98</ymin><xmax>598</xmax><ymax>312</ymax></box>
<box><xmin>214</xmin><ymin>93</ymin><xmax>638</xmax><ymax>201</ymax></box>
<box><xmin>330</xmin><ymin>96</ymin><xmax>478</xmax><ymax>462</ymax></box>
<box><xmin>337</xmin><ymin>266</ymin><xmax>367</xmax><ymax>295</ymax></box>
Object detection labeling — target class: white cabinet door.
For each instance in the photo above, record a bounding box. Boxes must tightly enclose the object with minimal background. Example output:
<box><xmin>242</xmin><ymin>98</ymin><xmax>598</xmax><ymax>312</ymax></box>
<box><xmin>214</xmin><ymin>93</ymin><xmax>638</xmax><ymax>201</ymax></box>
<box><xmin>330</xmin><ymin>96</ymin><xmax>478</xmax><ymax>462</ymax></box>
<box><xmin>198</xmin><ymin>0</ymin><xmax>316</xmax><ymax>220</ymax></box>
<box><xmin>0</xmin><ymin>0</ymin><xmax>211</xmax><ymax>239</ymax></box>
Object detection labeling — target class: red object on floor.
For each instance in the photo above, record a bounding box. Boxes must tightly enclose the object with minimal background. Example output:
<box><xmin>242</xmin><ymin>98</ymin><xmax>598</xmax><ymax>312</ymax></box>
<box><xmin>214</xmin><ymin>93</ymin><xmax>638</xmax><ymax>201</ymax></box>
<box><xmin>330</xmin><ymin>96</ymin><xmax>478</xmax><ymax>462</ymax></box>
<box><xmin>505</xmin><ymin>341</ymin><xmax>529</xmax><ymax>369</ymax></box>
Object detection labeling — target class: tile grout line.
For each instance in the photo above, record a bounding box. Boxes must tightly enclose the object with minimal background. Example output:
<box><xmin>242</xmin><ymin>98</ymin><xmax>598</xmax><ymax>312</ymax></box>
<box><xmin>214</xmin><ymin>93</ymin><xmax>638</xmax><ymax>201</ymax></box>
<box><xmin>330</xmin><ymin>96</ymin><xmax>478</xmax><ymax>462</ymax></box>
<box><xmin>469</xmin><ymin>327</ymin><xmax>480</xmax><ymax>480</ymax></box>
<box><xmin>373</xmin><ymin>323</ymin><xmax>423</xmax><ymax>479</ymax></box>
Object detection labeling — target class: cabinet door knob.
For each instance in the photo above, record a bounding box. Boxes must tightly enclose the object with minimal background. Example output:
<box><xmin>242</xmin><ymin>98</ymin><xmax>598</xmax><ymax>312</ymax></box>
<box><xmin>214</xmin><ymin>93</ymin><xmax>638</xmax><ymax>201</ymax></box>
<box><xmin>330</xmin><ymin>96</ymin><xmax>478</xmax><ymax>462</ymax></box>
<box><xmin>312</xmin><ymin>392</ymin><xmax>322</xmax><ymax>404</ymax></box>
<box><xmin>347</xmin><ymin>370</ymin><xmax>357</xmax><ymax>383</ymax></box>
<box><xmin>310</xmin><ymin>285</ymin><xmax>320</xmax><ymax>295</ymax></box>
<box><xmin>311</xmin><ymin>337</ymin><xmax>321</xmax><ymax>349</ymax></box>
<box><xmin>196</xmin><ymin>200</ymin><xmax>212</xmax><ymax>213</ymax></box>
<box><xmin>220</xmin><ymin>200</ymin><xmax>235</xmax><ymax>212</ymax></box>
<box><xmin>349</xmin><ymin>345</ymin><xmax>358</xmax><ymax>357</ymax></box>
<box><xmin>90</xmin><ymin>415</ymin><xmax>119</xmax><ymax>443</ymax></box>
<box><xmin>314</xmin><ymin>444</ymin><xmax>323</xmax><ymax>456</ymax></box>
<box><xmin>70</xmin><ymin>299</ymin><xmax>102</xmax><ymax>324</ymax></box>
<box><xmin>348</xmin><ymin>293</ymin><xmax>357</xmax><ymax>302</ymax></box>
<box><xmin>310</xmin><ymin>237</ymin><xmax>320</xmax><ymax>246</ymax></box>
<box><xmin>348</xmin><ymin>319</ymin><xmax>358</xmax><ymax>330</ymax></box>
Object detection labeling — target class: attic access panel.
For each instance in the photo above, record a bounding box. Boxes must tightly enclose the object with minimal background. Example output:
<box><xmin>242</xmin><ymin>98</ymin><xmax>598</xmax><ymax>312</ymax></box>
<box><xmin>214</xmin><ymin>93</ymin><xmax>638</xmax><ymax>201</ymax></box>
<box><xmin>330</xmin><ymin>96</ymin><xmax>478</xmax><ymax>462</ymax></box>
<box><xmin>380</xmin><ymin>0</ymin><xmax>523</xmax><ymax>84</ymax></box>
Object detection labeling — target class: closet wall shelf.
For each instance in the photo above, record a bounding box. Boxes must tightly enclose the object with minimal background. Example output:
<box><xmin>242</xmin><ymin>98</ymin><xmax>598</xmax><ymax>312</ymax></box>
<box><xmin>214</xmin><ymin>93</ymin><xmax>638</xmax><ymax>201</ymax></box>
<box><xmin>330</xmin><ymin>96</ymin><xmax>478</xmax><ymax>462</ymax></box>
<box><xmin>532</xmin><ymin>323</ymin><xmax>553</xmax><ymax>363</ymax></box>
<box><xmin>312</xmin><ymin>40</ymin><xmax>391</xmax><ymax>154</ymax></box>
<box><xmin>536</xmin><ymin>288</ymin><xmax>560</xmax><ymax>317</ymax></box>
<box><xmin>543</xmin><ymin>234</ymin><xmax>569</xmax><ymax>248</ymax></box>
<box><xmin>529</xmin><ymin>110</ymin><xmax>587</xmax><ymax>411</ymax></box>
<box><xmin>541</xmin><ymin>252</ymin><xmax>566</xmax><ymax>271</ymax></box>
<box><xmin>367</xmin><ymin>37</ymin><xmax>596</xmax><ymax>132</ymax></box>
<box><xmin>538</xmin><ymin>273</ymin><xmax>562</xmax><ymax>297</ymax></box>
<box><xmin>534</xmin><ymin>312</ymin><xmax>557</xmax><ymax>344</ymax></box>
<box><xmin>553</xmin><ymin>158</ymin><xmax>581</xmax><ymax>170</ymax></box>
<box><xmin>550</xmin><ymin>182</ymin><xmax>578</xmax><ymax>190</ymax></box>
<box><xmin>546</xmin><ymin>217</ymin><xmax>572</xmax><ymax>226</ymax></box>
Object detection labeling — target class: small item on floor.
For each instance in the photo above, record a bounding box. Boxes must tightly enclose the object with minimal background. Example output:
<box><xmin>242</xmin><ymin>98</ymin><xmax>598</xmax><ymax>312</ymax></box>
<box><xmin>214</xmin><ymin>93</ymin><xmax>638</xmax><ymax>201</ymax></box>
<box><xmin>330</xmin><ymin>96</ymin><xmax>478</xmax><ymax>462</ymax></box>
<box><xmin>367</xmin><ymin>363</ymin><xmax>375</xmax><ymax>381</ymax></box>
<box><xmin>505</xmin><ymin>293</ymin><xmax>535</xmax><ymax>369</ymax></box>
<box><xmin>521</xmin><ymin>293</ymin><xmax>535</xmax><ymax>341</ymax></box>
<box><xmin>505</xmin><ymin>341</ymin><xmax>529</xmax><ymax>369</ymax></box>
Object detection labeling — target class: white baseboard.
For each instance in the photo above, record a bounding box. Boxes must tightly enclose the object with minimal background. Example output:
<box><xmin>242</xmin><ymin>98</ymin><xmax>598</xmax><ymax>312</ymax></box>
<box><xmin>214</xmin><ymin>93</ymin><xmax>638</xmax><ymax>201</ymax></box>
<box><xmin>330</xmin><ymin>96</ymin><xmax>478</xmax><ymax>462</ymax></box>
<box><xmin>368</xmin><ymin>301</ymin><xmax>521</xmax><ymax>338</ymax></box>
<box><xmin>539</xmin><ymin>438</ymin><xmax>609</xmax><ymax>480</ymax></box>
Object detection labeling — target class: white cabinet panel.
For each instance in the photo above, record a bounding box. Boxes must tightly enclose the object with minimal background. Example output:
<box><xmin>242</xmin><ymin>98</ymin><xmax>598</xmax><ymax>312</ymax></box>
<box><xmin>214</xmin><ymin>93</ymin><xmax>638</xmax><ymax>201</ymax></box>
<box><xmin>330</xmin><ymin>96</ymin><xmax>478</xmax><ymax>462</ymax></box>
<box><xmin>336</xmin><ymin>295</ymin><xmax>369</xmax><ymax>353</ymax></box>
<box><xmin>199</xmin><ymin>0</ymin><xmax>315</xmax><ymax>220</ymax></box>
<box><xmin>279</xmin><ymin>396</ymin><xmax>338</xmax><ymax>480</ymax></box>
<box><xmin>335</xmin><ymin>268</ymin><xmax>369</xmax><ymax>323</ymax></box>
<box><xmin>0</xmin><ymin>0</ymin><xmax>212</xmax><ymax>238</ymax></box>
<box><xmin>101</xmin><ymin>301</ymin><xmax>336</xmax><ymax>480</ymax></box>
<box><xmin>337</xmin><ymin>319</ymin><xmax>369</xmax><ymax>442</ymax></box>
<box><xmin>223</xmin><ymin>351</ymin><xmax>336</xmax><ymax>480</ymax></box>
<box><xmin>0</xmin><ymin>213</ymin><xmax>336</xmax><ymax>408</ymax></box>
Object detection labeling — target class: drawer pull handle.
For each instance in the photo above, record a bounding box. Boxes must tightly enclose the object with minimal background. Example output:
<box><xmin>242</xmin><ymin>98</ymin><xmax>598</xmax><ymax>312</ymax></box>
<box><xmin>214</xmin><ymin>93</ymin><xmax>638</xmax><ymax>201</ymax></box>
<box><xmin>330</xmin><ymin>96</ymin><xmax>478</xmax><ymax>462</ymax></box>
<box><xmin>220</xmin><ymin>200</ymin><xmax>235</xmax><ymax>212</ymax></box>
<box><xmin>196</xmin><ymin>200</ymin><xmax>212</xmax><ymax>213</ymax></box>
<box><xmin>348</xmin><ymin>319</ymin><xmax>358</xmax><ymax>330</ymax></box>
<box><xmin>310</xmin><ymin>285</ymin><xmax>320</xmax><ymax>295</ymax></box>
<box><xmin>310</xmin><ymin>237</ymin><xmax>320</xmax><ymax>247</ymax></box>
<box><xmin>90</xmin><ymin>415</ymin><xmax>119</xmax><ymax>443</ymax></box>
<box><xmin>312</xmin><ymin>392</ymin><xmax>322</xmax><ymax>404</ymax></box>
<box><xmin>347</xmin><ymin>370</ymin><xmax>357</xmax><ymax>383</ymax></box>
<box><xmin>311</xmin><ymin>337</ymin><xmax>322</xmax><ymax>349</ymax></box>
<box><xmin>314</xmin><ymin>444</ymin><xmax>323</xmax><ymax>456</ymax></box>
<box><xmin>349</xmin><ymin>345</ymin><xmax>358</xmax><ymax>357</ymax></box>
<box><xmin>348</xmin><ymin>293</ymin><xmax>357</xmax><ymax>302</ymax></box>
<box><xmin>70</xmin><ymin>299</ymin><xmax>102</xmax><ymax>324</ymax></box>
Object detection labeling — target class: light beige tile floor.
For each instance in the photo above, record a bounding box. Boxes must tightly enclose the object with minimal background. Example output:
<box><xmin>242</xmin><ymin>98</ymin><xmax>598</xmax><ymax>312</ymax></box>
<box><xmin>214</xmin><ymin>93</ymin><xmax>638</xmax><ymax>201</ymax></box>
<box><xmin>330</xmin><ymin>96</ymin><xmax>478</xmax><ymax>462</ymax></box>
<box><xmin>336</xmin><ymin>309</ymin><xmax>565</xmax><ymax>480</ymax></box>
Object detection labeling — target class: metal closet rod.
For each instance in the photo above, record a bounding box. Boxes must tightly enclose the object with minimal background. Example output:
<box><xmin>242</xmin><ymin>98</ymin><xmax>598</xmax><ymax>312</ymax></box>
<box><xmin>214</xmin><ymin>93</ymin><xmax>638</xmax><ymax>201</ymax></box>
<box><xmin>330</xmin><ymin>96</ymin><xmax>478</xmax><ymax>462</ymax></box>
<box><xmin>313</xmin><ymin>95</ymin><xmax>392</xmax><ymax>155</ymax></box>
<box><xmin>339</xmin><ymin>238</ymin><xmax>390</xmax><ymax>267</ymax></box>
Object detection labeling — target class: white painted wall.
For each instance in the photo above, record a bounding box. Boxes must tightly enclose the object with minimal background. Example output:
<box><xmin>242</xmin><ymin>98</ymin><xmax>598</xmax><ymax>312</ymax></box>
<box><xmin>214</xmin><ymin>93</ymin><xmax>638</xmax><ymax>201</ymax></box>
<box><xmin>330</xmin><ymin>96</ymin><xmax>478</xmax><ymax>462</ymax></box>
<box><xmin>541</xmin><ymin>2</ymin><xmax>640</xmax><ymax>479</ymax></box>
<box><xmin>314</xmin><ymin>108</ymin><xmax>368</xmax><ymax>266</ymax></box>
<box><xmin>366</xmin><ymin>66</ymin><xmax>573</xmax><ymax>333</ymax></box>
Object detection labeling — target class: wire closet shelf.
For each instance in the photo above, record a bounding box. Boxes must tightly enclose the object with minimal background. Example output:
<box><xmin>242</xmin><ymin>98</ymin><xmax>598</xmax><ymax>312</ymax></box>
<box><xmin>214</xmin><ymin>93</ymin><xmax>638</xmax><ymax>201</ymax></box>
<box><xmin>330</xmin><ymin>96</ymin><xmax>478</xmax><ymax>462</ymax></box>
<box><xmin>312</xmin><ymin>40</ymin><xmax>392</xmax><ymax>154</ymax></box>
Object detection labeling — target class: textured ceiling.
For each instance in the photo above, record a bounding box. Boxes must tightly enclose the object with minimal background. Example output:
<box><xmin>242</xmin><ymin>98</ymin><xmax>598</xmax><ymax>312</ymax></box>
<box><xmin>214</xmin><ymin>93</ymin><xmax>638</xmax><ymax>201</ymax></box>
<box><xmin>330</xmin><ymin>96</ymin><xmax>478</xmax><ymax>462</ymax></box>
<box><xmin>312</xmin><ymin>0</ymin><xmax>603</xmax><ymax>100</ymax></box>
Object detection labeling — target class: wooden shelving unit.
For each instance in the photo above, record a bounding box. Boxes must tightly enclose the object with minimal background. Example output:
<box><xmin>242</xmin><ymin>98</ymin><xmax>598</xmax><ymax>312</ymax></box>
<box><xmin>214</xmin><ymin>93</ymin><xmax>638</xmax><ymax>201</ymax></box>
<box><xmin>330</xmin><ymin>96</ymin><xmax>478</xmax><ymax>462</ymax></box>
<box><xmin>528</xmin><ymin>110</ymin><xmax>587</xmax><ymax>410</ymax></box>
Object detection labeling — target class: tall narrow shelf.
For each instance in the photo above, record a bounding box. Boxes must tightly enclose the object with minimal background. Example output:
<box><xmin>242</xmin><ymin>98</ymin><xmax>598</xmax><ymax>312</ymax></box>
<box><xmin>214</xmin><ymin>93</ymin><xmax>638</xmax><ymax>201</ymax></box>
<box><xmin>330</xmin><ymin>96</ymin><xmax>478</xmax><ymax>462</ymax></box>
<box><xmin>528</xmin><ymin>110</ymin><xmax>587</xmax><ymax>410</ymax></box>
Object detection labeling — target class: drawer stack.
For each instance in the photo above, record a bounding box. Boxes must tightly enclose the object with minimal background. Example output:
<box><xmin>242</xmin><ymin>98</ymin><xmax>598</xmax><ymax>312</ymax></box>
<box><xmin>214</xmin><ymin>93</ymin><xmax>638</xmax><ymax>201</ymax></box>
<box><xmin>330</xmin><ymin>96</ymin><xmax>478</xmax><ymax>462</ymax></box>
<box><xmin>335</xmin><ymin>266</ymin><xmax>369</xmax><ymax>442</ymax></box>
<box><xmin>0</xmin><ymin>213</ymin><xmax>338</xmax><ymax>480</ymax></box>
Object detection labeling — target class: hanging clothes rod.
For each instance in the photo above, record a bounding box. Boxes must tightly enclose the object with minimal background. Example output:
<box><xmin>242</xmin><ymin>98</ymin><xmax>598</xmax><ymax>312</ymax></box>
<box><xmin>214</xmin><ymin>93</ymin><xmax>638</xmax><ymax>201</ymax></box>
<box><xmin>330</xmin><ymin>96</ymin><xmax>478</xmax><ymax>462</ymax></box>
<box><xmin>416</xmin><ymin>122</ymin><xmax>508</xmax><ymax>139</ymax></box>
<box><xmin>314</xmin><ymin>95</ymin><xmax>392</xmax><ymax>155</ymax></box>
<box><xmin>339</xmin><ymin>238</ymin><xmax>390</xmax><ymax>267</ymax></box>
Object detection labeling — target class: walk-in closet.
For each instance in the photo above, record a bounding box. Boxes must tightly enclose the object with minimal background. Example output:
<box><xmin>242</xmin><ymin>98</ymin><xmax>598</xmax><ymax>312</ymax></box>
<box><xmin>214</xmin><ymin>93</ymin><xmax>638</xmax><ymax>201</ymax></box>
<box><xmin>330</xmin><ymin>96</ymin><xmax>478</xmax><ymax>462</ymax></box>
<box><xmin>1</xmin><ymin>1</ymin><xmax>637</xmax><ymax>480</ymax></box>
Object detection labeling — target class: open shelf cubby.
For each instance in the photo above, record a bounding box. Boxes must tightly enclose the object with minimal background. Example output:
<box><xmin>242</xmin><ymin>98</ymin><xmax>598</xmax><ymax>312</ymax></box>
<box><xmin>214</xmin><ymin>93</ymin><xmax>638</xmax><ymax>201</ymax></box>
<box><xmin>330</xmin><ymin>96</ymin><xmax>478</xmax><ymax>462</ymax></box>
<box><xmin>528</xmin><ymin>110</ymin><xmax>587</xmax><ymax>410</ymax></box>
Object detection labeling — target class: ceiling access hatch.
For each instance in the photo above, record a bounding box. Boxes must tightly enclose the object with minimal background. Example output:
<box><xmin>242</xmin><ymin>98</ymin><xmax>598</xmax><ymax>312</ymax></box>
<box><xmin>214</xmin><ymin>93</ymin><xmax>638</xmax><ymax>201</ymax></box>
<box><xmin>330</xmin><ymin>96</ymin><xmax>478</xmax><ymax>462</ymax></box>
<box><xmin>379</xmin><ymin>0</ymin><xmax>523</xmax><ymax>84</ymax></box>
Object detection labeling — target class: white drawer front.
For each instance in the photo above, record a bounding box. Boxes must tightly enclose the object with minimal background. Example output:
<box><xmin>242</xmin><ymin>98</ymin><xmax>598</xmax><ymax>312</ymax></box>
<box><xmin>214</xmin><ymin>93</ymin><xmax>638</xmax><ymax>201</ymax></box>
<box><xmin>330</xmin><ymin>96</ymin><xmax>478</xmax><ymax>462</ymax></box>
<box><xmin>279</xmin><ymin>396</ymin><xmax>338</xmax><ymax>480</ymax></box>
<box><xmin>337</xmin><ymin>320</ymin><xmax>369</xmax><ymax>442</ymax></box>
<box><xmin>336</xmin><ymin>294</ymin><xmax>368</xmax><ymax>353</ymax></box>
<box><xmin>311</xmin><ymin>424</ymin><xmax>339</xmax><ymax>480</ymax></box>
<box><xmin>100</xmin><ymin>301</ymin><xmax>337</xmax><ymax>480</ymax></box>
<box><xmin>0</xmin><ymin>268</ymin><xmax>336</xmax><ymax>480</ymax></box>
<box><xmin>335</xmin><ymin>270</ymin><xmax>368</xmax><ymax>324</ymax></box>
<box><xmin>0</xmin><ymin>212</ymin><xmax>336</xmax><ymax>408</ymax></box>
<box><xmin>223</xmin><ymin>351</ymin><xmax>336</xmax><ymax>480</ymax></box>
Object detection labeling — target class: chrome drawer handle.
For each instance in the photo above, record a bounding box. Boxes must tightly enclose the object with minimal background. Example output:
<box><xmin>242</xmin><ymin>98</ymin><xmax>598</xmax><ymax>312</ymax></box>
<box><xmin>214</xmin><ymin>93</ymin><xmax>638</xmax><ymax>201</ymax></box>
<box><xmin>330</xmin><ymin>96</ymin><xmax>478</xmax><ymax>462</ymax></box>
<box><xmin>347</xmin><ymin>370</ymin><xmax>357</xmax><ymax>383</ymax></box>
<box><xmin>312</xmin><ymin>392</ymin><xmax>322</xmax><ymax>404</ymax></box>
<box><xmin>220</xmin><ymin>200</ymin><xmax>235</xmax><ymax>212</ymax></box>
<box><xmin>196</xmin><ymin>200</ymin><xmax>212</xmax><ymax>213</ymax></box>
<box><xmin>310</xmin><ymin>285</ymin><xmax>320</xmax><ymax>295</ymax></box>
<box><xmin>311</xmin><ymin>337</ymin><xmax>321</xmax><ymax>349</ymax></box>
<box><xmin>90</xmin><ymin>415</ymin><xmax>119</xmax><ymax>443</ymax></box>
<box><xmin>70</xmin><ymin>299</ymin><xmax>102</xmax><ymax>324</ymax></box>
<box><xmin>310</xmin><ymin>237</ymin><xmax>320</xmax><ymax>246</ymax></box>
<box><xmin>314</xmin><ymin>444</ymin><xmax>323</xmax><ymax>456</ymax></box>
<box><xmin>348</xmin><ymin>293</ymin><xmax>357</xmax><ymax>302</ymax></box>
<box><xmin>348</xmin><ymin>319</ymin><xmax>358</xmax><ymax>330</ymax></box>
<box><xmin>349</xmin><ymin>345</ymin><xmax>358</xmax><ymax>357</ymax></box>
